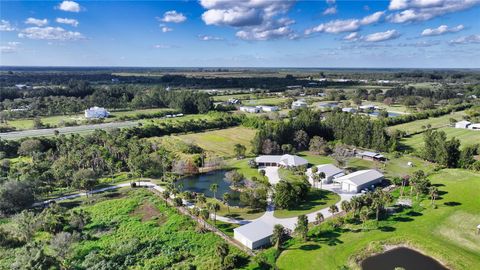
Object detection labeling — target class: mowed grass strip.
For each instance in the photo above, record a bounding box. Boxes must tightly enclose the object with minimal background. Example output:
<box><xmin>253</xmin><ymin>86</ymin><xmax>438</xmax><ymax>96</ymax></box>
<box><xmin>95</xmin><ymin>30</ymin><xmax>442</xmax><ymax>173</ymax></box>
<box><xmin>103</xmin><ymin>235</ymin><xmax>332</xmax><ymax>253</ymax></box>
<box><xmin>174</xmin><ymin>127</ymin><xmax>257</xmax><ymax>157</ymax></box>
<box><xmin>276</xmin><ymin>169</ymin><xmax>480</xmax><ymax>270</ymax></box>
<box><xmin>401</xmin><ymin>127</ymin><xmax>480</xmax><ymax>149</ymax></box>
<box><xmin>387</xmin><ymin>110</ymin><xmax>466</xmax><ymax>135</ymax></box>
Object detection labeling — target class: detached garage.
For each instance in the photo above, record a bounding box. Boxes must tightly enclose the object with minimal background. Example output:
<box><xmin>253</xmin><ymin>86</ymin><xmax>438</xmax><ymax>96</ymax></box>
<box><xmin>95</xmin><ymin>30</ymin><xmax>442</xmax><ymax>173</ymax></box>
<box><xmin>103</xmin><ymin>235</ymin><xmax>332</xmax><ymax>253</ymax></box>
<box><xmin>234</xmin><ymin>221</ymin><xmax>274</xmax><ymax>250</ymax></box>
<box><xmin>334</xmin><ymin>169</ymin><xmax>384</xmax><ymax>193</ymax></box>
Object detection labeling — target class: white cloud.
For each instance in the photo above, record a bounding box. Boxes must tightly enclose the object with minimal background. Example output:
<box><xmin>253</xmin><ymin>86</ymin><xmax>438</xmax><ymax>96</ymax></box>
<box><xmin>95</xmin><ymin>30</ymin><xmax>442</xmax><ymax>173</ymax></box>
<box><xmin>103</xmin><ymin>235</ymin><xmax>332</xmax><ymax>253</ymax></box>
<box><xmin>305</xmin><ymin>11</ymin><xmax>384</xmax><ymax>35</ymax></box>
<box><xmin>159</xmin><ymin>10</ymin><xmax>186</xmax><ymax>23</ymax></box>
<box><xmin>200</xmin><ymin>0</ymin><xmax>296</xmax><ymax>40</ymax></box>
<box><xmin>25</xmin><ymin>18</ymin><xmax>48</xmax><ymax>27</ymax></box>
<box><xmin>0</xmin><ymin>20</ymin><xmax>15</xmax><ymax>31</ymax></box>
<box><xmin>160</xmin><ymin>26</ymin><xmax>173</xmax><ymax>33</ymax></box>
<box><xmin>388</xmin><ymin>0</ymin><xmax>480</xmax><ymax>23</ymax></box>
<box><xmin>363</xmin><ymin>29</ymin><xmax>400</xmax><ymax>42</ymax></box>
<box><xmin>56</xmin><ymin>18</ymin><xmax>79</xmax><ymax>27</ymax></box>
<box><xmin>154</xmin><ymin>44</ymin><xmax>175</xmax><ymax>49</ymax></box>
<box><xmin>360</xmin><ymin>11</ymin><xmax>385</xmax><ymax>25</ymax></box>
<box><xmin>58</xmin><ymin>1</ymin><xmax>81</xmax><ymax>12</ymax></box>
<box><xmin>421</xmin><ymin>24</ymin><xmax>464</xmax><ymax>36</ymax></box>
<box><xmin>18</xmin><ymin>26</ymin><xmax>84</xmax><ymax>40</ymax></box>
<box><xmin>323</xmin><ymin>6</ymin><xmax>337</xmax><ymax>15</ymax></box>
<box><xmin>343</xmin><ymin>32</ymin><xmax>359</xmax><ymax>41</ymax></box>
<box><xmin>0</xmin><ymin>41</ymin><xmax>21</xmax><ymax>53</ymax></box>
<box><xmin>449</xmin><ymin>34</ymin><xmax>480</xmax><ymax>44</ymax></box>
<box><xmin>198</xmin><ymin>35</ymin><xmax>224</xmax><ymax>41</ymax></box>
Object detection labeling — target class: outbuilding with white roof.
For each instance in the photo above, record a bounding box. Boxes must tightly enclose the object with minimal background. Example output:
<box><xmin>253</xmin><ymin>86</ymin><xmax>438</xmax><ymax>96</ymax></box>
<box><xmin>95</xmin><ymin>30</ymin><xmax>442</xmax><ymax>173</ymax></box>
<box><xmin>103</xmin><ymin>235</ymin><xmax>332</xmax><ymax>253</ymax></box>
<box><xmin>333</xmin><ymin>169</ymin><xmax>384</xmax><ymax>193</ymax></box>
<box><xmin>313</xmin><ymin>164</ymin><xmax>344</xmax><ymax>183</ymax></box>
<box><xmin>233</xmin><ymin>220</ymin><xmax>274</xmax><ymax>250</ymax></box>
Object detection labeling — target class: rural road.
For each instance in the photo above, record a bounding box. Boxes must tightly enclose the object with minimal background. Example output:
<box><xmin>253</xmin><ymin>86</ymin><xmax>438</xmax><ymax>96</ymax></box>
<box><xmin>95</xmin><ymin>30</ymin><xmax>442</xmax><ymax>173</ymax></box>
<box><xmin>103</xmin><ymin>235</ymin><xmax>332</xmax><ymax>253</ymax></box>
<box><xmin>0</xmin><ymin>121</ymin><xmax>138</xmax><ymax>140</ymax></box>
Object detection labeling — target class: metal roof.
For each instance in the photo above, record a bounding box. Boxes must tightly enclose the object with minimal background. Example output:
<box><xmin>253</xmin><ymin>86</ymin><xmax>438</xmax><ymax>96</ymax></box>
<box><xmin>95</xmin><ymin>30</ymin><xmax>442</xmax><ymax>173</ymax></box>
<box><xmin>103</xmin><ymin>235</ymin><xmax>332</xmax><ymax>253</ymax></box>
<box><xmin>315</xmin><ymin>164</ymin><xmax>343</xmax><ymax>177</ymax></box>
<box><xmin>334</xmin><ymin>169</ymin><xmax>384</xmax><ymax>186</ymax></box>
<box><xmin>234</xmin><ymin>220</ymin><xmax>274</xmax><ymax>242</ymax></box>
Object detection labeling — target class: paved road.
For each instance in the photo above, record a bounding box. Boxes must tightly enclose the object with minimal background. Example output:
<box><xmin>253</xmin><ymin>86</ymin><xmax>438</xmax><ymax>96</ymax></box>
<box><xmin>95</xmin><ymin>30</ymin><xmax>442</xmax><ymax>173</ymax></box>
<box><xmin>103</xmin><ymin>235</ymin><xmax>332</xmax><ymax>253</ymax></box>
<box><xmin>0</xmin><ymin>121</ymin><xmax>138</xmax><ymax>140</ymax></box>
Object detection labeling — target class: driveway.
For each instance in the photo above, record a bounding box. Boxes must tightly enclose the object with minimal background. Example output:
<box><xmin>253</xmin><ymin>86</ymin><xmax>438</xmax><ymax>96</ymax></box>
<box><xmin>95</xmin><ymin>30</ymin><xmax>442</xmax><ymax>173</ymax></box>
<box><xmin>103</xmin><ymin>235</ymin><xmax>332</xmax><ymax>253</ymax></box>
<box><xmin>262</xmin><ymin>166</ymin><xmax>280</xmax><ymax>185</ymax></box>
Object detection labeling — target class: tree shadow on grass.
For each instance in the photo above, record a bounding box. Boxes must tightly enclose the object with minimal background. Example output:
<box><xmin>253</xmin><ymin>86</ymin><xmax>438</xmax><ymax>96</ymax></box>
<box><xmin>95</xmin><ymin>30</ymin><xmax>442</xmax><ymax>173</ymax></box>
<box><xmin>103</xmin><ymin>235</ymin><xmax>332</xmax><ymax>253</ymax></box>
<box><xmin>299</xmin><ymin>244</ymin><xmax>320</xmax><ymax>251</ymax></box>
<box><xmin>432</xmin><ymin>183</ymin><xmax>445</xmax><ymax>187</ymax></box>
<box><xmin>58</xmin><ymin>201</ymin><xmax>82</xmax><ymax>209</ymax></box>
<box><xmin>312</xmin><ymin>230</ymin><xmax>344</xmax><ymax>246</ymax></box>
<box><xmin>406</xmin><ymin>211</ymin><xmax>423</xmax><ymax>217</ymax></box>
<box><xmin>443</xmin><ymin>201</ymin><xmax>462</xmax><ymax>207</ymax></box>
<box><xmin>378</xmin><ymin>226</ymin><xmax>396</xmax><ymax>232</ymax></box>
<box><xmin>285</xmin><ymin>190</ymin><xmax>331</xmax><ymax>212</ymax></box>
<box><xmin>393</xmin><ymin>216</ymin><xmax>414</xmax><ymax>222</ymax></box>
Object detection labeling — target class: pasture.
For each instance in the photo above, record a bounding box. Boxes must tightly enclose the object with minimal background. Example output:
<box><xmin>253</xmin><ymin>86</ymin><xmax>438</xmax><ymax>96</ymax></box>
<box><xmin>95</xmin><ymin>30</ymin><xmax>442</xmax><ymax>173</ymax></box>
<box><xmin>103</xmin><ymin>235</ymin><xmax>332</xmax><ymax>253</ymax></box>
<box><xmin>387</xmin><ymin>110</ymin><xmax>466</xmax><ymax>135</ymax></box>
<box><xmin>401</xmin><ymin>127</ymin><xmax>480</xmax><ymax>149</ymax></box>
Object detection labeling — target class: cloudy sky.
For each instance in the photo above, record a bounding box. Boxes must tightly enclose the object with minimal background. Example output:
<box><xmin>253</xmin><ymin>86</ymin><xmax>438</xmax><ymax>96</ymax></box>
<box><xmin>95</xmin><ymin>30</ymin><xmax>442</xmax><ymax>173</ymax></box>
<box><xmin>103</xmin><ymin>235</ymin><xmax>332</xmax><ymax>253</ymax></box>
<box><xmin>1</xmin><ymin>0</ymin><xmax>480</xmax><ymax>68</ymax></box>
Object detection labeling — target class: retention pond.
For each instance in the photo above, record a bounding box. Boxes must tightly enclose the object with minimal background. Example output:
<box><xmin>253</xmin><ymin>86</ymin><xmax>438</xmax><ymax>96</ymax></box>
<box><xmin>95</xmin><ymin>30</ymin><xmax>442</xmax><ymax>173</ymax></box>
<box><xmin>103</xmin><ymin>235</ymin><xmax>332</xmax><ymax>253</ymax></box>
<box><xmin>361</xmin><ymin>247</ymin><xmax>448</xmax><ymax>270</ymax></box>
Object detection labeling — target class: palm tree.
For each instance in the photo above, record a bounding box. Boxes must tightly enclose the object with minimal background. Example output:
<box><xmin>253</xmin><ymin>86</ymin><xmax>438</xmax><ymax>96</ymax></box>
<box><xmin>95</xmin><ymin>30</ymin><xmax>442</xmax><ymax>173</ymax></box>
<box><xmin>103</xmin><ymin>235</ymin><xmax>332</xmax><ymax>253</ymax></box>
<box><xmin>196</xmin><ymin>193</ymin><xmax>206</xmax><ymax>207</ymax></box>
<box><xmin>341</xmin><ymin>200</ymin><xmax>351</xmax><ymax>213</ymax></box>
<box><xmin>210</xmin><ymin>183</ymin><xmax>219</xmax><ymax>199</ymax></box>
<box><xmin>329</xmin><ymin>204</ymin><xmax>339</xmax><ymax>217</ymax></box>
<box><xmin>223</xmin><ymin>192</ymin><xmax>231</xmax><ymax>213</ymax></box>
<box><xmin>315</xmin><ymin>212</ymin><xmax>324</xmax><ymax>225</ymax></box>
<box><xmin>271</xmin><ymin>224</ymin><xmax>287</xmax><ymax>250</ymax></box>
<box><xmin>162</xmin><ymin>190</ymin><xmax>170</xmax><ymax>206</ymax></box>
<box><xmin>215</xmin><ymin>242</ymin><xmax>229</xmax><ymax>266</ymax></box>
<box><xmin>349</xmin><ymin>197</ymin><xmax>361</xmax><ymax>217</ymax></box>
<box><xmin>360</xmin><ymin>206</ymin><xmax>369</xmax><ymax>228</ymax></box>
<box><xmin>318</xmin><ymin>172</ymin><xmax>326</xmax><ymax>189</ymax></box>
<box><xmin>311</xmin><ymin>166</ymin><xmax>318</xmax><ymax>188</ymax></box>
<box><xmin>209</xmin><ymin>202</ymin><xmax>220</xmax><ymax>224</ymax></box>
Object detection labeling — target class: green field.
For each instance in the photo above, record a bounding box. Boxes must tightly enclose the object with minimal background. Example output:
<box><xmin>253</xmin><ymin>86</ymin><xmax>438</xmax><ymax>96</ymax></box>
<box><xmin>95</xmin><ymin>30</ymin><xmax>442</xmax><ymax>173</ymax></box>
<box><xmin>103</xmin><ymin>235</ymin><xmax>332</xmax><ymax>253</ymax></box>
<box><xmin>174</xmin><ymin>126</ymin><xmax>257</xmax><ymax>157</ymax></box>
<box><xmin>273</xmin><ymin>189</ymin><xmax>340</xmax><ymax>218</ymax></box>
<box><xmin>276</xmin><ymin>169</ymin><xmax>480</xmax><ymax>270</ymax></box>
<box><xmin>366</xmin><ymin>101</ymin><xmax>411</xmax><ymax>114</ymax></box>
<box><xmin>0</xmin><ymin>188</ymin><xmax>249</xmax><ymax>269</ymax></box>
<box><xmin>388</xmin><ymin>110</ymin><xmax>466</xmax><ymax>135</ymax></box>
<box><xmin>6</xmin><ymin>108</ymin><xmax>172</xmax><ymax>130</ymax></box>
<box><xmin>401</xmin><ymin>127</ymin><xmax>480</xmax><ymax>149</ymax></box>
<box><xmin>241</xmin><ymin>97</ymin><xmax>290</xmax><ymax>106</ymax></box>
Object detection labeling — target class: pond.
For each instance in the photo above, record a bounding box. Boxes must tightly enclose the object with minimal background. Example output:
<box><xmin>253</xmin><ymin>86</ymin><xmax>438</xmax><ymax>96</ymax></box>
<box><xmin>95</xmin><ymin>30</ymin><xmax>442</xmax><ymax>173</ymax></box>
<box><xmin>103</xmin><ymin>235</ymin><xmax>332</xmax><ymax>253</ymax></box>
<box><xmin>177</xmin><ymin>170</ymin><xmax>242</xmax><ymax>206</ymax></box>
<box><xmin>361</xmin><ymin>247</ymin><xmax>448</xmax><ymax>270</ymax></box>
<box><xmin>369</xmin><ymin>111</ymin><xmax>401</xmax><ymax>118</ymax></box>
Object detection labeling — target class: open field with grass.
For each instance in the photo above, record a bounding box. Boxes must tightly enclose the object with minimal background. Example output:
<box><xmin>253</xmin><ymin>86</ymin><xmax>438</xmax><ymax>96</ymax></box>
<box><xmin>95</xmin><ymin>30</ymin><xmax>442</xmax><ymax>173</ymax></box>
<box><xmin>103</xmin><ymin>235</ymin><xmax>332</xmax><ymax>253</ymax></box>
<box><xmin>366</xmin><ymin>101</ymin><xmax>412</xmax><ymax>114</ymax></box>
<box><xmin>274</xmin><ymin>189</ymin><xmax>340</xmax><ymax>218</ymax></box>
<box><xmin>276</xmin><ymin>169</ymin><xmax>480</xmax><ymax>270</ymax></box>
<box><xmin>387</xmin><ymin>110</ymin><xmax>466</xmax><ymax>135</ymax></box>
<box><xmin>241</xmin><ymin>97</ymin><xmax>290</xmax><ymax>106</ymax></box>
<box><xmin>173</xmin><ymin>126</ymin><xmax>257</xmax><ymax>157</ymax></box>
<box><xmin>6</xmin><ymin>108</ymin><xmax>172</xmax><ymax>130</ymax></box>
<box><xmin>212</xmin><ymin>93</ymin><xmax>254</xmax><ymax>102</ymax></box>
<box><xmin>206</xmin><ymin>197</ymin><xmax>265</xmax><ymax>221</ymax></box>
<box><xmin>401</xmin><ymin>127</ymin><xmax>480</xmax><ymax>150</ymax></box>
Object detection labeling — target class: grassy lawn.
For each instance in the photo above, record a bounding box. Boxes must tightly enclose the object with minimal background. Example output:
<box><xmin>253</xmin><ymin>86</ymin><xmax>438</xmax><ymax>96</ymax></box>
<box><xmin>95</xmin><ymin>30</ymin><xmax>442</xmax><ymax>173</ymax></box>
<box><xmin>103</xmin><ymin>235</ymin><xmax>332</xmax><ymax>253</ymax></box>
<box><xmin>297</xmin><ymin>151</ymin><xmax>335</xmax><ymax>165</ymax></box>
<box><xmin>274</xmin><ymin>189</ymin><xmax>340</xmax><ymax>218</ymax></box>
<box><xmin>207</xmin><ymin>220</ymin><xmax>240</xmax><ymax>237</ymax></box>
<box><xmin>241</xmin><ymin>97</ymin><xmax>290</xmax><ymax>106</ymax></box>
<box><xmin>276</xmin><ymin>169</ymin><xmax>480</xmax><ymax>270</ymax></box>
<box><xmin>366</xmin><ymin>101</ymin><xmax>412</xmax><ymax>114</ymax></box>
<box><xmin>173</xmin><ymin>127</ymin><xmax>257</xmax><ymax>157</ymax></box>
<box><xmin>140</xmin><ymin>113</ymin><xmax>213</xmax><ymax>125</ymax></box>
<box><xmin>206</xmin><ymin>197</ymin><xmax>265</xmax><ymax>221</ymax></box>
<box><xmin>227</xmin><ymin>158</ymin><xmax>263</xmax><ymax>181</ymax></box>
<box><xmin>387</xmin><ymin>110</ymin><xmax>466</xmax><ymax>135</ymax></box>
<box><xmin>401</xmin><ymin>127</ymin><xmax>480</xmax><ymax>150</ymax></box>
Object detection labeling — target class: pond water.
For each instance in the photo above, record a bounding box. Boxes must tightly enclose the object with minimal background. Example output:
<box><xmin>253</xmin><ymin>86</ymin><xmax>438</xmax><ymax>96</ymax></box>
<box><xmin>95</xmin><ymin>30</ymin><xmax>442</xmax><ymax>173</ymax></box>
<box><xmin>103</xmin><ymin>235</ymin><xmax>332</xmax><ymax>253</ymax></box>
<box><xmin>177</xmin><ymin>170</ymin><xmax>242</xmax><ymax>206</ymax></box>
<box><xmin>369</xmin><ymin>111</ymin><xmax>401</xmax><ymax>117</ymax></box>
<box><xmin>361</xmin><ymin>247</ymin><xmax>448</xmax><ymax>270</ymax></box>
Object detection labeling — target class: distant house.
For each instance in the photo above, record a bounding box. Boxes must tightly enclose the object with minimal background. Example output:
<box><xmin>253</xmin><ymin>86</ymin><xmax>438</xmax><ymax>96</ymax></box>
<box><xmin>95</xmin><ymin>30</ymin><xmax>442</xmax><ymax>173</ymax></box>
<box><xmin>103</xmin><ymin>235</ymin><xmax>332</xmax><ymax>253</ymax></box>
<box><xmin>234</xmin><ymin>221</ymin><xmax>274</xmax><ymax>250</ymax></box>
<box><xmin>228</xmin><ymin>98</ymin><xmax>240</xmax><ymax>104</ymax></box>
<box><xmin>318</xmin><ymin>102</ymin><xmax>338</xmax><ymax>109</ymax></box>
<box><xmin>342</xmin><ymin>107</ymin><xmax>357</xmax><ymax>113</ymax></box>
<box><xmin>257</xmin><ymin>105</ymin><xmax>279</xmax><ymax>112</ymax></box>
<box><xmin>312</xmin><ymin>164</ymin><xmax>345</xmax><ymax>184</ymax></box>
<box><xmin>255</xmin><ymin>154</ymin><xmax>308</xmax><ymax>168</ymax></box>
<box><xmin>455</xmin><ymin>120</ymin><xmax>471</xmax><ymax>129</ymax></box>
<box><xmin>239</xmin><ymin>106</ymin><xmax>260</xmax><ymax>113</ymax></box>
<box><xmin>468</xmin><ymin>123</ymin><xmax>480</xmax><ymax>130</ymax></box>
<box><xmin>85</xmin><ymin>106</ymin><xmax>109</xmax><ymax>118</ymax></box>
<box><xmin>356</xmin><ymin>151</ymin><xmax>386</xmax><ymax>162</ymax></box>
<box><xmin>334</xmin><ymin>169</ymin><xmax>384</xmax><ymax>193</ymax></box>
<box><xmin>359</xmin><ymin>104</ymin><xmax>377</xmax><ymax>110</ymax></box>
<box><xmin>291</xmin><ymin>100</ymin><xmax>308</xmax><ymax>110</ymax></box>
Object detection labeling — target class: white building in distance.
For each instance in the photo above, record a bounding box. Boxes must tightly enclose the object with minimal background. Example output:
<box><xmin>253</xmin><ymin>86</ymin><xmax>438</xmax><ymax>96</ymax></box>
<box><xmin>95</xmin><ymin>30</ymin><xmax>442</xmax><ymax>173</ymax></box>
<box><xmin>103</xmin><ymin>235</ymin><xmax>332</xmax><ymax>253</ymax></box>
<box><xmin>455</xmin><ymin>120</ymin><xmax>471</xmax><ymax>129</ymax></box>
<box><xmin>334</xmin><ymin>169</ymin><xmax>384</xmax><ymax>193</ymax></box>
<box><xmin>311</xmin><ymin>164</ymin><xmax>345</xmax><ymax>184</ymax></box>
<box><xmin>255</xmin><ymin>154</ymin><xmax>308</xmax><ymax>168</ymax></box>
<box><xmin>291</xmin><ymin>100</ymin><xmax>308</xmax><ymax>110</ymax></box>
<box><xmin>239</xmin><ymin>106</ymin><xmax>260</xmax><ymax>113</ymax></box>
<box><xmin>257</xmin><ymin>105</ymin><xmax>279</xmax><ymax>112</ymax></box>
<box><xmin>85</xmin><ymin>106</ymin><xmax>110</xmax><ymax>119</ymax></box>
<box><xmin>342</xmin><ymin>107</ymin><xmax>357</xmax><ymax>113</ymax></box>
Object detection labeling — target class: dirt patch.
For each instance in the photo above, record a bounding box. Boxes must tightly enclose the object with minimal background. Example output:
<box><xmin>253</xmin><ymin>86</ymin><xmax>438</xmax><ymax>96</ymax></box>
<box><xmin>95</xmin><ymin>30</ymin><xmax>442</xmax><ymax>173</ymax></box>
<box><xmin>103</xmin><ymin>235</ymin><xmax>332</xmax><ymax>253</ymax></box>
<box><xmin>130</xmin><ymin>201</ymin><xmax>166</xmax><ymax>224</ymax></box>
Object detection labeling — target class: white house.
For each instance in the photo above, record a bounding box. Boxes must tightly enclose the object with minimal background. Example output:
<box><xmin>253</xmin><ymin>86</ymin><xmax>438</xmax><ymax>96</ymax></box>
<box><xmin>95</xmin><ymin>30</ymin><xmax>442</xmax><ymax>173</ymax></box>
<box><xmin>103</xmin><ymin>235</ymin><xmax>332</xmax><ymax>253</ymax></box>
<box><xmin>239</xmin><ymin>106</ymin><xmax>260</xmax><ymax>113</ymax></box>
<box><xmin>85</xmin><ymin>107</ymin><xmax>109</xmax><ymax>118</ymax></box>
<box><xmin>455</xmin><ymin>120</ymin><xmax>471</xmax><ymax>129</ymax></box>
<box><xmin>257</xmin><ymin>105</ymin><xmax>279</xmax><ymax>112</ymax></box>
<box><xmin>468</xmin><ymin>123</ymin><xmax>480</xmax><ymax>130</ymax></box>
<box><xmin>342</xmin><ymin>107</ymin><xmax>357</xmax><ymax>113</ymax></box>
<box><xmin>312</xmin><ymin>164</ymin><xmax>344</xmax><ymax>184</ymax></box>
<box><xmin>234</xmin><ymin>221</ymin><xmax>274</xmax><ymax>249</ymax></box>
<box><xmin>255</xmin><ymin>154</ymin><xmax>308</xmax><ymax>168</ymax></box>
<box><xmin>359</xmin><ymin>104</ymin><xmax>377</xmax><ymax>110</ymax></box>
<box><xmin>334</xmin><ymin>169</ymin><xmax>384</xmax><ymax>193</ymax></box>
<box><xmin>291</xmin><ymin>100</ymin><xmax>308</xmax><ymax>110</ymax></box>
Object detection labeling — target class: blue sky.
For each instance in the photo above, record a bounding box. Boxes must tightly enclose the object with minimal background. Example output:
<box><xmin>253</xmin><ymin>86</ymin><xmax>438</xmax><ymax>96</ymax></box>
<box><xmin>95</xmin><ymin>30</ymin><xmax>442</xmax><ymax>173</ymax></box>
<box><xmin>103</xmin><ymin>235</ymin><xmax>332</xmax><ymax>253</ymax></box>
<box><xmin>1</xmin><ymin>0</ymin><xmax>479</xmax><ymax>68</ymax></box>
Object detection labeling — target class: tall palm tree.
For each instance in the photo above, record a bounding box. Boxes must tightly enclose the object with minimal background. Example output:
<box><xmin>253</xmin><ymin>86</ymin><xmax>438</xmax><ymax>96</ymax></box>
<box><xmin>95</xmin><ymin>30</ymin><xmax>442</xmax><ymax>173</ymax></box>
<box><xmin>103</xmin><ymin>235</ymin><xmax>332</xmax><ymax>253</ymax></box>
<box><xmin>215</xmin><ymin>242</ymin><xmax>229</xmax><ymax>266</ymax></box>
<box><xmin>210</xmin><ymin>183</ymin><xmax>219</xmax><ymax>199</ymax></box>
<box><xmin>318</xmin><ymin>172</ymin><xmax>326</xmax><ymax>189</ymax></box>
<box><xmin>209</xmin><ymin>202</ymin><xmax>220</xmax><ymax>224</ymax></box>
<box><xmin>360</xmin><ymin>206</ymin><xmax>369</xmax><ymax>228</ymax></box>
<box><xmin>315</xmin><ymin>212</ymin><xmax>324</xmax><ymax>225</ymax></box>
<box><xmin>341</xmin><ymin>200</ymin><xmax>351</xmax><ymax>213</ymax></box>
<box><xmin>429</xmin><ymin>186</ymin><xmax>438</xmax><ymax>206</ymax></box>
<box><xmin>223</xmin><ymin>192</ymin><xmax>231</xmax><ymax>213</ymax></box>
<box><xmin>271</xmin><ymin>224</ymin><xmax>287</xmax><ymax>250</ymax></box>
